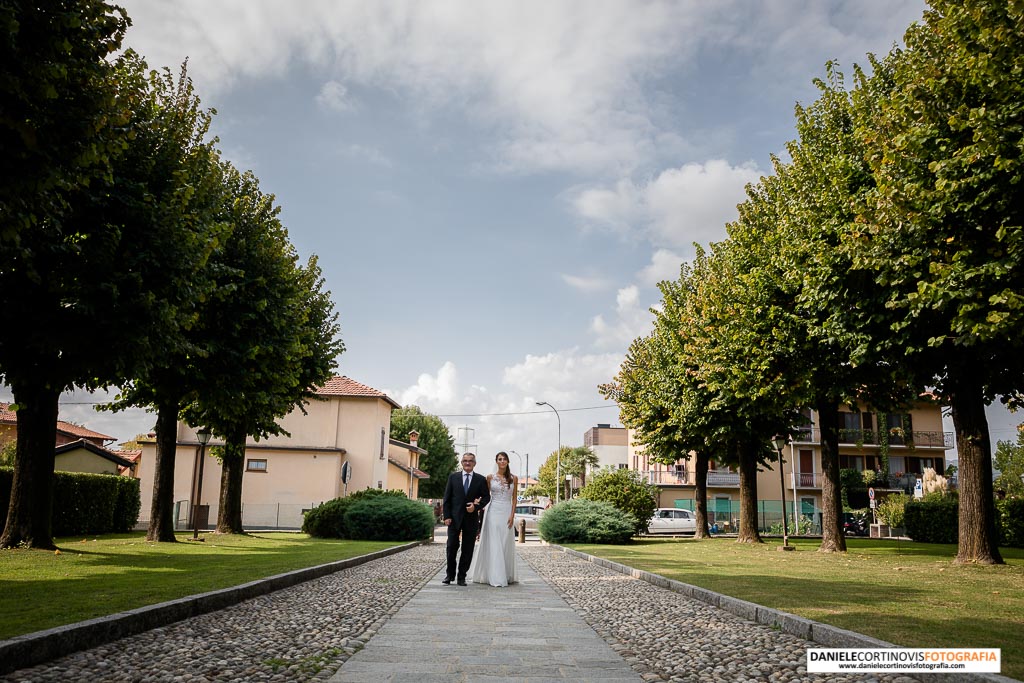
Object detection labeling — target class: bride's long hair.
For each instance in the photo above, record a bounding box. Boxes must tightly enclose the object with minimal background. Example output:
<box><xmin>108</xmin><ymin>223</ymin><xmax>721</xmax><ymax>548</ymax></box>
<box><xmin>494</xmin><ymin>451</ymin><xmax>514</xmax><ymax>487</ymax></box>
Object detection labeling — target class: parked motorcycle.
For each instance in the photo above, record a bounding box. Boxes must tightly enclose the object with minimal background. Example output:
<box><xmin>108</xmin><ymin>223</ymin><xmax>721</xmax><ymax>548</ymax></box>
<box><xmin>842</xmin><ymin>512</ymin><xmax>869</xmax><ymax>537</ymax></box>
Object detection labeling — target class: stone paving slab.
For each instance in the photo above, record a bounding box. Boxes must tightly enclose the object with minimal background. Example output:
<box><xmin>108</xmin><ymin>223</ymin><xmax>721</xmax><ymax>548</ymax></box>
<box><xmin>327</xmin><ymin>553</ymin><xmax>643</xmax><ymax>683</ymax></box>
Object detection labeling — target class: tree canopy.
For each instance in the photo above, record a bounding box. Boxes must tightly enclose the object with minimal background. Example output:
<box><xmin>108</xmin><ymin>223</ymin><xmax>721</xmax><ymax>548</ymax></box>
<box><xmin>389</xmin><ymin>405</ymin><xmax>457</xmax><ymax>498</ymax></box>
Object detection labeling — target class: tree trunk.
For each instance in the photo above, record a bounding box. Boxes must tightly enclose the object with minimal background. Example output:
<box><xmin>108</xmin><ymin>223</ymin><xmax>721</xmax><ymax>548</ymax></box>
<box><xmin>817</xmin><ymin>400</ymin><xmax>847</xmax><ymax>553</ymax></box>
<box><xmin>0</xmin><ymin>383</ymin><xmax>60</xmax><ymax>549</ymax></box>
<box><xmin>216</xmin><ymin>427</ymin><xmax>246</xmax><ymax>534</ymax></box>
<box><xmin>146</xmin><ymin>401</ymin><xmax>180</xmax><ymax>542</ymax></box>
<box><xmin>693</xmin><ymin>451</ymin><xmax>711</xmax><ymax>539</ymax></box>
<box><xmin>737</xmin><ymin>441</ymin><xmax>763</xmax><ymax>544</ymax></box>
<box><xmin>949</xmin><ymin>372</ymin><xmax>1003</xmax><ymax>565</ymax></box>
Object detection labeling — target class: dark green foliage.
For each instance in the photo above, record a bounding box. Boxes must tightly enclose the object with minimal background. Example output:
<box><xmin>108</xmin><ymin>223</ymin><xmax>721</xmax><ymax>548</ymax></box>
<box><xmin>840</xmin><ymin>468</ymin><xmax>868</xmax><ymax>508</ymax></box>
<box><xmin>301</xmin><ymin>489</ymin><xmax>407</xmax><ymax>539</ymax></box>
<box><xmin>537</xmin><ymin>499</ymin><xmax>636</xmax><ymax>545</ymax></box>
<box><xmin>301</xmin><ymin>498</ymin><xmax>351</xmax><ymax>539</ymax></box>
<box><xmin>579</xmin><ymin>468</ymin><xmax>657</xmax><ymax>535</ymax></box>
<box><xmin>343</xmin><ymin>497</ymin><xmax>435</xmax><ymax>542</ymax></box>
<box><xmin>0</xmin><ymin>468</ymin><xmax>140</xmax><ymax>536</ymax></box>
<box><xmin>996</xmin><ymin>499</ymin><xmax>1024</xmax><ymax>549</ymax></box>
<box><xmin>389</xmin><ymin>406</ymin><xmax>457</xmax><ymax>498</ymax></box>
<box><xmin>905</xmin><ymin>498</ymin><xmax>959</xmax><ymax>544</ymax></box>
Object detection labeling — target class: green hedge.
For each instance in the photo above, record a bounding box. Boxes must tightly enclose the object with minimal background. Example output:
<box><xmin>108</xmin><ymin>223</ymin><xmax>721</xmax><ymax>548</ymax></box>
<box><xmin>904</xmin><ymin>497</ymin><xmax>959</xmax><ymax>544</ymax></box>
<box><xmin>0</xmin><ymin>467</ymin><xmax>141</xmax><ymax>536</ymax></box>
<box><xmin>343</xmin><ymin>496</ymin><xmax>435</xmax><ymax>541</ymax></box>
<box><xmin>537</xmin><ymin>498</ymin><xmax>637</xmax><ymax>544</ymax></box>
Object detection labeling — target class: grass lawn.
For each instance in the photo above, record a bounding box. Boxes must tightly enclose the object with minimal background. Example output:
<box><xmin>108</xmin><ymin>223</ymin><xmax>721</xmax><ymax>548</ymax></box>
<box><xmin>572</xmin><ymin>537</ymin><xmax>1024</xmax><ymax>681</ymax></box>
<box><xmin>0</xmin><ymin>532</ymin><xmax>404</xmax><ymax>639</ymax></box>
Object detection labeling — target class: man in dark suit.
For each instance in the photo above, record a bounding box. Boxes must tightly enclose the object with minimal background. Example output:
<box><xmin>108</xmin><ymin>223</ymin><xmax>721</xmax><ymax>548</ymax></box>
<box><xmin>442</xmin><ymin>452</ymin><xmax>490</xmax><ymax>585</ymax></box>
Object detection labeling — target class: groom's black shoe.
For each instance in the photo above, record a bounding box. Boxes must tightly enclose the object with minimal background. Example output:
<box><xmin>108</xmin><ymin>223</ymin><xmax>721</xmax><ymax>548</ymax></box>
<box><xmin>457</xmin><ymin>579</ymin><xmax>467</xmax><ymax>586</ymax></box>
<box><xmin>441</xmin><ymin>577</ymin><xmax>453</xmax><ymax>585</ymax></box>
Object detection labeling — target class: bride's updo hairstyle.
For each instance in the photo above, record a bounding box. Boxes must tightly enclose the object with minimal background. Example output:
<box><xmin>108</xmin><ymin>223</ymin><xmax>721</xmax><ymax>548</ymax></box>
<box><xmin>494</xmin><ymin>451</ymin><xmax>514</xmax><ymax>487</ymax></box>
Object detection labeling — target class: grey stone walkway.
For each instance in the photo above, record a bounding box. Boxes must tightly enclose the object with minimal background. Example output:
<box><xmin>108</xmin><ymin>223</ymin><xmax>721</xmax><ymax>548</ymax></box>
<box><xmin>328</xmin><ymin>553</ymin><xmax>642</xmax><ymax>683</ymax></box>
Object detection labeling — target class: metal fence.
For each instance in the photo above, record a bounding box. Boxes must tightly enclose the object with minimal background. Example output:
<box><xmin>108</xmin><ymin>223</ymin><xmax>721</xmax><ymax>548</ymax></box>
<box><xmin>173</xmin><ymin>501</ymin><xmax>320</xmax><ymax>530</ymax></box>
<box><xmin>671</xmin><ymin>499</ymin><xmax>823</xmax><ymax>535</ymax></box>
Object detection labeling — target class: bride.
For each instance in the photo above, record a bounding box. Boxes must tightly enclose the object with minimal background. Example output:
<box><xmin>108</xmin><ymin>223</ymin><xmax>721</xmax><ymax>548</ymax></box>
<box><xmin>469</xmin><ymin>451</ymin><xmax>518</xmax><ymax>587</ymax></box>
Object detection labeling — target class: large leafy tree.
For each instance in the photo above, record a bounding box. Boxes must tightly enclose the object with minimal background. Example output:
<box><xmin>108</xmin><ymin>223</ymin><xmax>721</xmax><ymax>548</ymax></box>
<box><xmin>710</xmin><ymin>67</ymin><xmax>917</xmax><ymax>553</ymax></box>
<box><xmin>0</xmin><ymin>49</ymin><xmax>220</xmax><ymax>549</ymax></box>
<box><xmin>182</xmin><ymin>165</ymin><xmax>343</xmax><ymax>534</ymax></box>
<box><xmin>848</xmin><ymin>0</ymin><xmax>1024</xmax><ymax>564</ymax></box>
<box><xmin>389</xmin><ymin>405</ymin><xmax>456</xmax><ymax>498</ymax></box>
<box><xmin>0</xmin><ymin>0</ymin><xmax>129</xmax><ymax>241</ymax></box>
<box><xmin>104</xmin><ymin>61</ymin><xmax>231</xmax><ymax>542</ymax></box>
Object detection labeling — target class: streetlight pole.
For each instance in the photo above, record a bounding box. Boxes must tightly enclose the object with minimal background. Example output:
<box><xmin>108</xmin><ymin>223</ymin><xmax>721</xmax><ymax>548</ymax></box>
<box><xmin>536</xmin><ymin>401</ymin><xmax>561</xmax><ymax>504</ymax></box>
<box><xmin>193</xmin><ymin>428</ymin><xmax>212</xmax><ymax>540</ymax></box>
<box><xmin>772</xmin><ymin>434</ymin><xmax>794</xmax><ymax>551</ymax></box>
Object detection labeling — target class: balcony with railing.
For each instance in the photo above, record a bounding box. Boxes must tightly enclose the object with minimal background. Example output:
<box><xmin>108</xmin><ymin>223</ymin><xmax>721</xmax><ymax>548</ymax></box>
<box><xmin>642</xmin><ymin>469</ymin><xmax>740</xmax><ymax>487</ymax></box>
<box><xmin>793</xmin><ymin>471</ymin><xmax>822</xmax><ymax>488</ymax></box>
<box><xmin>790</xmin><ymin>428</ymin><xmax>953</xmax><ymax>449</ymax></box>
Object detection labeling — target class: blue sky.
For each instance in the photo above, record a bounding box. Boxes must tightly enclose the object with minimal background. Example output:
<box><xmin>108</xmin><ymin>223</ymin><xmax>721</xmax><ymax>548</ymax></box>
<box><xmin>6</xmin><ymin>1</ymin><xmax>1019</xmax><ymax>473</ymax></box>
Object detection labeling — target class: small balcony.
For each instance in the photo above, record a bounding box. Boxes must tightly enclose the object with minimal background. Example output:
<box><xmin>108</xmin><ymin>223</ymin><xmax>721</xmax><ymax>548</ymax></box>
<box><xmin>791</xmin><ymin>428</ymin><xmax>953</xmax><ymax>449</ymax></box>
<box><xmin>642</xmin><ymin>470</ymin><xmax>740</xmax><ymax>488</ymax></box>
<box><xmin>792</xmin><ymin>471</ymin><xmax>821</xmax><ymax>488</ymax></box>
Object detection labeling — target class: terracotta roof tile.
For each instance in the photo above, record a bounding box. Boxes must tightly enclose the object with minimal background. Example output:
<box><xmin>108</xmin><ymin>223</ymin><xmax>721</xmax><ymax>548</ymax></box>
<box><xmin>315</xmin><ymin>376</ymin><xmax>400</xmax><ymax>408</ymax></box>
<box><xmin>0</xmin><ymin>403</ymin><xmax>114</xmax><ymax>442</ymax></box>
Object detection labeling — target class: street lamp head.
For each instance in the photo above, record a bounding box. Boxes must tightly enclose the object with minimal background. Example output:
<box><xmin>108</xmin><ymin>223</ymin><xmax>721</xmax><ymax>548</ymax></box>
<box><xmin>771</xmin><ymin>434</ymin><xmax>787</xmax><ymax>453</ymax></box>
<box><xmin>197</xmin><ymin>428</ymin><xmax>212</xmax><ymax>445</ymax></box>
<box><xmin>536</xmin><ymin>401</ymin><xmax>547</xmax><ymax>407</ymax></box>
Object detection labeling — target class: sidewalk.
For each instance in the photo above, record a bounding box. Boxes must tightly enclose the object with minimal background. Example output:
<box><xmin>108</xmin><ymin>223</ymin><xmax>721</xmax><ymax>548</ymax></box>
<box><xmin>328</xmin><ymin>545</ymin><xmax>642</xmax><ymax>683</ymax></box>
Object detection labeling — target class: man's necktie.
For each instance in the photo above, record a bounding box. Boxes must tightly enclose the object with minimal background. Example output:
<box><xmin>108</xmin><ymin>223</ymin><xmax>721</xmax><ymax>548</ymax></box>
<box><xmin>464</xmin><ymin>473</ymin><xmax>470</xmax><ymax>494</ymax></box>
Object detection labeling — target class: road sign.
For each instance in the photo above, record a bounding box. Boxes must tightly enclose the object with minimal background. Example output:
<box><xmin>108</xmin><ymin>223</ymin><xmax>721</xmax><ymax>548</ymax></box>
<box><xmin>914</xmin><ymin>478</ymin><xmax>923</xmax><ymax>499</ymax></box>
<box><xmin>868</xmin><ymin>487</ymin><xmax>875</xmax><ymax>500</ymax></box>
<box><xmin>870</xmin><ymin>499</ymin><xmax>876</xmax><ymax>509</ymax></box>
<box><xmin>341</xmin><ymin>461</ymin><xmax>352</xmax><ymax>484</ymax></box>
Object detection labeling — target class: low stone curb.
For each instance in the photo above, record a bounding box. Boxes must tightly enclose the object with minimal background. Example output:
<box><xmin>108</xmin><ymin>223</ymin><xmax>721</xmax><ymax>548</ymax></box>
<box><xmin>0</xmin><ymin>541</ymin><xmax>423</xmax><ymax>675</ymax></box>
<box><xmin>557</xmin><ymin>545</ymin><xmax>1019</xmax><ymax>683</ymax></box>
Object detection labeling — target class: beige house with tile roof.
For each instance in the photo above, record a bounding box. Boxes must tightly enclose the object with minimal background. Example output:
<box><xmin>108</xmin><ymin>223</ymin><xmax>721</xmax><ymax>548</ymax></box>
<box><xmin>54</xmin><ymin>439</ymin><xmax>135</xmax><ymax>477</ymax></box>
<box><xmin>137</xmin><ymin>376</ymin><xmax>427</xmax><ymax>530</ymax></box>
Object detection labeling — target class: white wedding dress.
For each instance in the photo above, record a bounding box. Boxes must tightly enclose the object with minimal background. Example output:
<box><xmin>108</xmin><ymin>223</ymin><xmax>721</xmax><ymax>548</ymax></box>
<box><xmin>469</xmin><ymin>475</ymin><xmax>518</xmax><ymax>587</ymax></box>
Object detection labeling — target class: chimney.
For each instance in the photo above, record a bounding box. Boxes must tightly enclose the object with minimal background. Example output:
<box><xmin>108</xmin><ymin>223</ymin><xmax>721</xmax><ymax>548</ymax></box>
<box><xmin>408</xmin><ymin>430</ymin><xmax>419</xmax><ymax>448</ymax></box>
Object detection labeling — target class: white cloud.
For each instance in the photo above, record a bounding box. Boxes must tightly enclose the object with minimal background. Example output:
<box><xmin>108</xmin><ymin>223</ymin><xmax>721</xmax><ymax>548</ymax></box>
<box><xmin>315</xmin><ymin>80</ymin><xmax>355</xmax><ymax>112</ymax></box>
<box><xmin>119</xmin><ymin>1</ymin><xmax>706</xmax><ymax>175</ymax></box>
<box><xmin>560</xmin><ymin>274</ymin><xmax>611</xmax><ymax>293</ymax></box>
<box><xmin>638</xmin><ymin>249</ymin><xmax>685</xmax><ymax>288</ymax></box>
<box><xmin>589</xmin><ymin>285</ymin><xmax>654</xmax><ymax>350</ymax></box>
<box><xmin>571</xmin><ymin>159</ymin><xmax>763</xmax><ymax>252</ymax></box>
<box><xmin>385</xmin><ymin>355</ymin><xmax>623</xmax><ymax>474</ymax></box>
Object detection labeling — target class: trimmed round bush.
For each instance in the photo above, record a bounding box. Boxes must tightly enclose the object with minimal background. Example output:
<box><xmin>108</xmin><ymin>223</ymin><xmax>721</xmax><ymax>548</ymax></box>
<box><xmin>302</xmin><ymin>488</ymin><xmax>408</xmax><ymax>538</ymax></box>
<box><xmin>537</xmin><ymin>498</ymin><xmax>637</xmax><ymax>544</ymax></box>
<box><xmin>302</xmin><ymin>497</ymin><xmax>351</xmax><ymax>538</ymax></box>
<box><xmin>343</xmin><ymin>496</ymin><xmax>435</xmax><ymax>541</ymax></box>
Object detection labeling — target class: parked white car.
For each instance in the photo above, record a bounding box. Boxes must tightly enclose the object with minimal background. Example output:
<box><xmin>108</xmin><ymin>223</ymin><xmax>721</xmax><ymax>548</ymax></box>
<box><xmin>646</xmin><ymin>507</ymin><xmax>698</xmax><ymax>534</ymax></box>
<box><xmin>515</xmin><ymin>503</ymin><xmax>547</xmax><ymax>532</ymax></box>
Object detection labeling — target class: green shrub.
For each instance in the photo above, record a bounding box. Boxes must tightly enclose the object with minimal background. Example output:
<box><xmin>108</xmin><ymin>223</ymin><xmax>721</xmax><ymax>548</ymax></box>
<box><xmin>302</xmin><ymin>488</ymin><xmax>409</xmax><ymax>538</ymax></box>
<box><xmin>877</xmin><ymin>493</ymin><xmax>909</xmax><ymax>528</ymax></box>
<box><xmin>537</xmin><ymin>498</ymin><xmax>636</xmax><ymax>544</ymax></box>
<box><xmin>343</xmin><ymin>496</ymin><xmax>435</xmax><ymax>541</ymax></box>
<box><xmin>579</xmin><ymin>467</ymin><xmax>657</xmax><ymax>535</ymax></box>
<box><xmin>996</xmin><ymin>499</ymin><xmax>1024</xmax><ymax>548</ymax></box>
<box><xmin>904</xmin><ymin>498</ymin><xmax>958</xmax><ymax>544</ymax></box>
<box><xmin>0</xmin><ymin>467</ymin><xmax>141</xmax><ymax>536</ymax></box>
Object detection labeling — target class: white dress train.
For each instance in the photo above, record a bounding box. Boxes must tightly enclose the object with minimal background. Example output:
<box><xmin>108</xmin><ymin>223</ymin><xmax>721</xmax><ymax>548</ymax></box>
<box><xmin>469</xmin><ymin>475</ymin><xmax>518</xmax><ymax>586</ymax></box>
